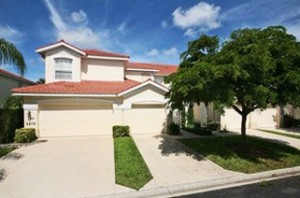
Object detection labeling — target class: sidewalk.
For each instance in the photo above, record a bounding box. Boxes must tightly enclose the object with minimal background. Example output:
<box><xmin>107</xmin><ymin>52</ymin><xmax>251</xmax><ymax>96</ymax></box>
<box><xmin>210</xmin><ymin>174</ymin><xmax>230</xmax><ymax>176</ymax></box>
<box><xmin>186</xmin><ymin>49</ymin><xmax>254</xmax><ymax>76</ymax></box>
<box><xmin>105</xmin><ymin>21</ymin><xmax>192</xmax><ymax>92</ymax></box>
<box><xmin>231</xmin><ymin>129</ymin><xmax>300</xmax><ymax>149</ymax></box>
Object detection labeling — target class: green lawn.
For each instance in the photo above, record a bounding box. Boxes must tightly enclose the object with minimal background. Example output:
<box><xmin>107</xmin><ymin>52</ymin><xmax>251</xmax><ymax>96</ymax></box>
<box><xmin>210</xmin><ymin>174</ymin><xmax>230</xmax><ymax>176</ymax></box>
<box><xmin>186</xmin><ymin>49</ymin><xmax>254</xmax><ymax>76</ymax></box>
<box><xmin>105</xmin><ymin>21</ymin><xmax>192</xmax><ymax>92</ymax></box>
<box><xmin>259</xmin><ymin>129</ymin><xmax>300</xmax><ymax>139</ymax></box>
<box><xmin>0</xmin><ymin>146</ymin><xmax>16</xmax><ymax>157</ymax></box>
<box><xmin>179</xmin><ymin>136</ymin><xmax>300</xmax><ymax>173</ymax></box>
<box><xmin>114</xmin><ymin>136</ymin><xmax>153</xmax><ymax>190</ymax></box>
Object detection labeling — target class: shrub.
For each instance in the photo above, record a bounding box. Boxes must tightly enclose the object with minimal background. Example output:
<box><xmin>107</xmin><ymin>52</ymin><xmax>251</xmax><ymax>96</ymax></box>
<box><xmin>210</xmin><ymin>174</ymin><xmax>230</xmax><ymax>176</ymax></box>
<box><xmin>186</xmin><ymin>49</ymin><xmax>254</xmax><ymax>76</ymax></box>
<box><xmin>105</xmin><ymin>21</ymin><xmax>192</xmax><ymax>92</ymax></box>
<box><xmin>0</xmin><ymin>108</ymin><xmax>23</xmax><ymax>143</ymax></box>
<box><xmin>282</xmin><ymin>114</ymin><xmax>300</xmax><ymax>128</ymax></box>
<box><xmin>14</xmin><ymin>128</ymin><xmax>37</xmax><ymax>143</ymax></box>
<box><xmin>168</xmin><ymin>122</ymin><xmax>180</xmax><ymax>135</ymax></box>
<box><xmin>113</xmin><ymin>125</ymin><xmax>130</xmax><ymax>138</ymax></box>
<box><xmin>183</xmin><ymin>123</ymin><xmax>212</xmax><ymax>136</ymax></box>
<box><xmin>206</xmin><ymin>122</ymin><xmax>221</xmax><ymax>131</ymax></box>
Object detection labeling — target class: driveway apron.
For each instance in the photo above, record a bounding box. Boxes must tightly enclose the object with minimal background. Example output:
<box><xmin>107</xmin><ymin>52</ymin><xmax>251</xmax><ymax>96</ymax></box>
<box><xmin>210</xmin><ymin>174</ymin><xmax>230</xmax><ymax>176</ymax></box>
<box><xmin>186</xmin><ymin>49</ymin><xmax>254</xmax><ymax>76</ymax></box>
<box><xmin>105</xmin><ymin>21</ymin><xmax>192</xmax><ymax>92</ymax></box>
<box><xmin>132</xmin><ymin>135</ymin><xmax>243</xmax><ymax>189</ymax></box>
<box><xmin>0</xmin><ymin>136</ymin><xmax>115</xmax><ymax>198</ymax></box>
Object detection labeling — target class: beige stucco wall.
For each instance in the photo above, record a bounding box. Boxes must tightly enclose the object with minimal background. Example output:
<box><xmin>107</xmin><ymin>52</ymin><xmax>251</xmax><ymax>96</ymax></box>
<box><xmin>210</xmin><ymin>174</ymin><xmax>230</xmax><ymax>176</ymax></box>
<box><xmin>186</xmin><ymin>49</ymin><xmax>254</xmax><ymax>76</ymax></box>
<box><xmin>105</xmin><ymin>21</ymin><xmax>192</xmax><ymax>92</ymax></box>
<box><xmin>285</xmin><ymin>104</ymin><xmax>300</xmax><ymax>119</ymax></box>
<box><xmin>82</xmin><ymin>59</ymin><xmax>124</xmax><ymax>81</ymax></box>
<box><xmin>123</xmin><ymin>85</ymin><xmax>167</xmax><ymax>105</ymax></box>
<box><xmin>45</xmin><ymin>46</ymin><xmax>82</xmax><ymax>83</ymax></box>
<box><xmin>125</xmin><ymin>71</ymin><xmax>155</xmax><ymax>82</ymax></box>
<box><xmin>0</xmin><ymin>75</ymin><xmax>33</xmax><ymax>104</ymax></box>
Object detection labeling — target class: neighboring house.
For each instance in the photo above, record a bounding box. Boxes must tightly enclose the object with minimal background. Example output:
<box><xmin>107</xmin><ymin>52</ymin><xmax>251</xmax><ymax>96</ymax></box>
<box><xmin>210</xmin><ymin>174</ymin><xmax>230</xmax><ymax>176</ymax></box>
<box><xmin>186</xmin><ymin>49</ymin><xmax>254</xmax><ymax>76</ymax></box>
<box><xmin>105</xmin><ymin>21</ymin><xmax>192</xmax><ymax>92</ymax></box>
<box><xmin>0</xmin><ymin>68</ymin><xmax>36</xmax><ymax>105</ymax></box>
<box><xmin>193</xmin><ymin>103</ymin><xmax>279</xmax><ymax>130</ymax></box>
<box><xmin>12</xmin><ymin>40</ymin><xmax>177</xmax><ymax>137</ymax></box>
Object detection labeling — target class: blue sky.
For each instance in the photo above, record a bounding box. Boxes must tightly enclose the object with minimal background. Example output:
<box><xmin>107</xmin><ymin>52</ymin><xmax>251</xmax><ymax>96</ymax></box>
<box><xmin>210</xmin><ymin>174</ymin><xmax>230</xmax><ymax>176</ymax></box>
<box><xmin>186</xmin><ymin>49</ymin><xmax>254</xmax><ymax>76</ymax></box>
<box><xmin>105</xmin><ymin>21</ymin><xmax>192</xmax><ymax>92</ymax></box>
<box><xmin>1</xmin><ymin>0</ymin><xmax>300</xmax><ymax>81</ymax></box>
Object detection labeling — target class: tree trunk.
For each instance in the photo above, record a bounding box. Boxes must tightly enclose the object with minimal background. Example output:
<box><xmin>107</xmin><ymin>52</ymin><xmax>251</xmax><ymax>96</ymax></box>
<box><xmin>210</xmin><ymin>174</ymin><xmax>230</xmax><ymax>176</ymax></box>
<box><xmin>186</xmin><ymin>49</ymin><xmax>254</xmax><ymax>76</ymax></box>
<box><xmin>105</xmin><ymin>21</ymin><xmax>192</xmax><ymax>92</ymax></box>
<box><xmin>241</xmin><ymin>113</ymin><xmax>247</xmax><ymax>138</ymax></box>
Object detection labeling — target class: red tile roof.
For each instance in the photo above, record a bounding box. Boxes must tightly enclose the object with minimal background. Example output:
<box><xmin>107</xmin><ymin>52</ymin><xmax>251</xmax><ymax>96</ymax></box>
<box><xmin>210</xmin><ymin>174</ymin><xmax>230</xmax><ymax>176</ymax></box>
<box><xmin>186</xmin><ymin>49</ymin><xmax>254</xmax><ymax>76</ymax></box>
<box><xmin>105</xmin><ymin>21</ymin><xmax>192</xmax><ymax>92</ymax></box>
<box><xmin>12</xmin><ymin>79</ymin><xmax>140</xmax><ymax>95</ymax></box>
<box><xmin>83</xmin><ymin>49</ymin><xmax>129</xmax><ymax>58</ymax></box>
<box><xmin>36</xmin><ymin>40</ymin><xmax>129</xmax><ymax>58</ymax></box>
<box><xmin>127</xmin><ymin>62</ymin><xmax>178</xmax><ymax>75</ymax></box>
<box><xmin>0</xmin><ymin>68</ymin><xmax>36</xmax><ymax>85</ymax></box>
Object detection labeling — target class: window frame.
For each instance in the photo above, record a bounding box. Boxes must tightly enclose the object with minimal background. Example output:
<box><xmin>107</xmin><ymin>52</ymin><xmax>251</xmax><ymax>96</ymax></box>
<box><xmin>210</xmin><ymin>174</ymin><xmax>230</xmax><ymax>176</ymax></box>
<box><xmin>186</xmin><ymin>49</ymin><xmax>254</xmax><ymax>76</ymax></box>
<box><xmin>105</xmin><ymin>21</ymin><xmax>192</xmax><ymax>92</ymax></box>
<box><xmin>54</xmin><ymin>57</ymin><xmax>73</xmax><ymax>81</ymax></box>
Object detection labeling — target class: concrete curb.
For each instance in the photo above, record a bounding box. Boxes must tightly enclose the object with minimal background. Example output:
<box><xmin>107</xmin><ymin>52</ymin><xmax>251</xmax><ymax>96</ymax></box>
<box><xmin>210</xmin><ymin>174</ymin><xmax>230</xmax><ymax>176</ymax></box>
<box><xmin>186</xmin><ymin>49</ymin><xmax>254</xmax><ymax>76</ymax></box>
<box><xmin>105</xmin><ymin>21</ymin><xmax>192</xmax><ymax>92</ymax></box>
<box><xmin>95</xmin><ymin>166</ymin><xmax>300</xmax><ymax>198</ymax></box>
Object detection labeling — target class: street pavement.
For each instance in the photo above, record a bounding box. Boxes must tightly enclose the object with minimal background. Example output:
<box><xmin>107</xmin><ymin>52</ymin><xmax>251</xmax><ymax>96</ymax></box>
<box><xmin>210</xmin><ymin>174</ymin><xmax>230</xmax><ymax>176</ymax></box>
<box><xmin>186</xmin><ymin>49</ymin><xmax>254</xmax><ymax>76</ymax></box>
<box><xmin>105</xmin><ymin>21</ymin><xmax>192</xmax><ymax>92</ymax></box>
<box><xmin>177</xmin><ymin>175</ymin><xmax>300</xmax><ymax>198</ymax></box>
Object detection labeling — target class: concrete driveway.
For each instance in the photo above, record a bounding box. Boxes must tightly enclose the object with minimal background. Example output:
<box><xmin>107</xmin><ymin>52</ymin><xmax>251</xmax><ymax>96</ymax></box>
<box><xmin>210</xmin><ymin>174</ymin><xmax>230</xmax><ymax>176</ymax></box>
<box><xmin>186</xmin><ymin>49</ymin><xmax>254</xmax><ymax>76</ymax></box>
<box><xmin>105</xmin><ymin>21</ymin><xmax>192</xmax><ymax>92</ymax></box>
<box><xmin>0</xmin><ymin>136</ymin><xmax>115</xmax><ymax>198</ymax></box>
<box><xmin>131</xmin><ymin>135</ymin><xmax>244</xmax><ymax>189</ymax></box>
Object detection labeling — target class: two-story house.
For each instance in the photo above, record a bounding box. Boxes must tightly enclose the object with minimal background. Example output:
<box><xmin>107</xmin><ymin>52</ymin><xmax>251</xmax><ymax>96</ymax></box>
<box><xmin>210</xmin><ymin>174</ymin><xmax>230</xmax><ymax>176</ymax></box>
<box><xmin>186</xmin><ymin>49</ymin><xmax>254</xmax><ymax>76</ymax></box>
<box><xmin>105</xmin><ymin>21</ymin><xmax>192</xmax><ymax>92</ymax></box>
<box><xmin>12</xmin><ymin>40</ymin><xmax>177</xmax><ymax>137</ymax></box>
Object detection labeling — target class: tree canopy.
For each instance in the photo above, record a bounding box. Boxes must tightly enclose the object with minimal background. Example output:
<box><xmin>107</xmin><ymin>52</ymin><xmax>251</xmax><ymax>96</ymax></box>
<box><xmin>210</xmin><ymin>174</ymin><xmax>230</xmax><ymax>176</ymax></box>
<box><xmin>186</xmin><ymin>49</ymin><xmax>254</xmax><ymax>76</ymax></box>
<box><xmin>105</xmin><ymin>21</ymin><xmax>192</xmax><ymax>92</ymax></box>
<box><xmin>0</xmin><ymin>38</ymin><xmax>26</xmax><ymax>75</ymax></box>
<box><xmin>166</xmin><ymin>26</ymin><xmax>300</xmax><ymax>136</ymax></box>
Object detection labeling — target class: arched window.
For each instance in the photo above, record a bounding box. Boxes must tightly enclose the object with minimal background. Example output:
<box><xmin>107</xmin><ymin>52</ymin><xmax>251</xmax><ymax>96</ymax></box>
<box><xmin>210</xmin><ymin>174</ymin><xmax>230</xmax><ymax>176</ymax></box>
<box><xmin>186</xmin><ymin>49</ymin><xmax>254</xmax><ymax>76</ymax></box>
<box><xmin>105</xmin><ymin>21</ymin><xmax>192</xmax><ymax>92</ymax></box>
<box><xmin>54</xmin><ymin>58</ymin><xmax>72</xmax><ymax>80</ymax></box>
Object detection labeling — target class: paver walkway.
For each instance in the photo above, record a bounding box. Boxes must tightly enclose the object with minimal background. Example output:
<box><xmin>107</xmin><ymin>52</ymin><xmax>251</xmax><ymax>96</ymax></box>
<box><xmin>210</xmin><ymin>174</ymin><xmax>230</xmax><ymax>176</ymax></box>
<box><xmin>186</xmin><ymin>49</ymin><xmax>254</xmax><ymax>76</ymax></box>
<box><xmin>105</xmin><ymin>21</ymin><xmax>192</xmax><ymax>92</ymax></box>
<box><xmin>0</xmin><ymin>136</ymin><xmax>115</xmax><ymax>198</ymax></box>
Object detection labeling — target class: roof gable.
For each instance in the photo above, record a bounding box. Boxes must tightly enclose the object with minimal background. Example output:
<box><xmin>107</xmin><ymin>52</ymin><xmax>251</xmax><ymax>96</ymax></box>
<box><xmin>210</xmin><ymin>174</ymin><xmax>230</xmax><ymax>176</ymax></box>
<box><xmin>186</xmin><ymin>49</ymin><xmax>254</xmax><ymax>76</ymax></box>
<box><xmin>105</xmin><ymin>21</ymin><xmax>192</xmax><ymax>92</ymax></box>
<box><xmin>36</xmin><ymin>40</ymin><xmax>129</xmax><ymax>59</ymax></box>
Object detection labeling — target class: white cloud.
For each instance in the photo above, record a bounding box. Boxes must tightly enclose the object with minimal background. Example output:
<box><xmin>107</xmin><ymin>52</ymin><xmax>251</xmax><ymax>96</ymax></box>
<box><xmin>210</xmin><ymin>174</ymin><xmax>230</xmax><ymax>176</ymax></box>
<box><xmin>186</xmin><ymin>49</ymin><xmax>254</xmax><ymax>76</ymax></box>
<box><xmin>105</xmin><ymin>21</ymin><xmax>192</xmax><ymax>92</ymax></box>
<box><xmin>161</xmin><ymin>20</ymin><xmax>168</xmax><ymax>29</ymax></box>
<box><xmin>184</xmin><ymin>28</ymin><xmax>197</xmax><ymax>37</ymax></box>
<box><xmin>71</xmin><ymin>10</ymin><xmax>87</xmax><ymax>23</ymax></box>
<box><xmin>172</xmin><ymin>2</ymin><xmax>221</xmax><ymax>35</ymax></box>
<box><xmin>0</xmin><ymin>25</ymin><xmax>23</xmax><ymax>43</ymax></box>
<box><xmin>147</xmin><ymin>49</ymin><xmax>160</xmax><ymax>56</ymax></box>
<box><xmin>43</xmin><ymin>0</ymin><xmax>103</xmax><ymax>48</ymax></box>
<box><xmin>163</xmin><ymin>47</ymin><xmax>178</xmax><ymax>56</ymax></box>
<box><xmin>286</xmin><ymin>20</ymin><xmax>300</xmax><ymax>40</ymax></box>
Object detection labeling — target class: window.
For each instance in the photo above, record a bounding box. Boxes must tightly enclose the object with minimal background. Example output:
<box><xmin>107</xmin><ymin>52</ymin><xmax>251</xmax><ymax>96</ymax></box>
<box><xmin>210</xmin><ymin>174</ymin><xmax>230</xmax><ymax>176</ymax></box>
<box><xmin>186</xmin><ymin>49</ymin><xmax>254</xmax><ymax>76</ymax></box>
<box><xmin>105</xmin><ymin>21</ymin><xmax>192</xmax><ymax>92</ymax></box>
<box><xmin>55</xmin><ymin>58</ymin><xmax>72</xmax><ymax>80</ymax></box>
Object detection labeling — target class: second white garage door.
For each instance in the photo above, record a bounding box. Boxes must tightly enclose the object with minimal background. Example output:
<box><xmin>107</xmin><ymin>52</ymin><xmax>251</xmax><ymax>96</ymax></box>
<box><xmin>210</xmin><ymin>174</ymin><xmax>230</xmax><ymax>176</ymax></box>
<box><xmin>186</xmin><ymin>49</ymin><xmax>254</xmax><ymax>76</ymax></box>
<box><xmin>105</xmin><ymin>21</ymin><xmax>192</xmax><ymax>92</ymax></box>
<box><xmin>39</xmin><ymin>104</ymin><xmax>113</xmax><ymax>137</ymax></box>
<box><xmin>125</xmin><ymin>104</ymin><xmax>166</xmax><ymax>135</ymax></box>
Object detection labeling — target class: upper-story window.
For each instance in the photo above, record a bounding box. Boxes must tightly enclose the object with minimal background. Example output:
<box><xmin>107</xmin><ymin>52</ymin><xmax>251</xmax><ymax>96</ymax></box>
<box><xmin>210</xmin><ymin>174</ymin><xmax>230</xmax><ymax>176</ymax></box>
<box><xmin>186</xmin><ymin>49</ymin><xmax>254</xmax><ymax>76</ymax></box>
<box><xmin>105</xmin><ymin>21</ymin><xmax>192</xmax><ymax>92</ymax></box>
<box><xmin>54</xmin><ymin>58</ymin><xmax>73</xmax><ymax>80</ymax></box>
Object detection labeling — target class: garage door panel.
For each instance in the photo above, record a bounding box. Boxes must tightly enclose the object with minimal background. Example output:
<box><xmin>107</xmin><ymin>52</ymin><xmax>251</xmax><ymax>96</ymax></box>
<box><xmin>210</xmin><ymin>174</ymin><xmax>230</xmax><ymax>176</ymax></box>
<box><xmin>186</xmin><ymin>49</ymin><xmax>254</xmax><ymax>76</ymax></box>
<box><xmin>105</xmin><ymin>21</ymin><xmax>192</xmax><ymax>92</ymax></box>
<box><xmin>125</xmin><ymin>105</ymin><xmax>166</xmax><ymax>135</ymax></box>
<box><xmin>39</xmin><ymin>104</ymin><xmax>113</xmax><ymax>137</ymax></box>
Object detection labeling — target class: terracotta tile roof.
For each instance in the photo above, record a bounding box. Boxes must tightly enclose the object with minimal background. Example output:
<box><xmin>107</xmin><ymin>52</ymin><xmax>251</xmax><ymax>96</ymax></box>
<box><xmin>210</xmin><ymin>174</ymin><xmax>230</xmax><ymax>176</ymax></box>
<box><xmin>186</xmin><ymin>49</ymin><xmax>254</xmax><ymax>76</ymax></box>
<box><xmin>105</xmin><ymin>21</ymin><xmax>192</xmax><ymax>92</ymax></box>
<box><xmin>0</xmin><ymin>68</ymin><xmax>36</xmax><ymax>85</ymax></box>
<box><xmin>12</xmin><ymin>79</ymin><xmax>140</xmax><ymax>95</ymax></box>
<box><xmin>37</xmin><ymin>40</ymin><xmax>129</xmax><ymax>58</ymax></box>
<box><xmin>83</xmin><ymin>49</ymin><xmax>129</xmax><ymax>58</ymax></box>
<box><xmin>127</xmin><ymin>62</ymin><xmax>178</xmax><ymax>75</ymax></box>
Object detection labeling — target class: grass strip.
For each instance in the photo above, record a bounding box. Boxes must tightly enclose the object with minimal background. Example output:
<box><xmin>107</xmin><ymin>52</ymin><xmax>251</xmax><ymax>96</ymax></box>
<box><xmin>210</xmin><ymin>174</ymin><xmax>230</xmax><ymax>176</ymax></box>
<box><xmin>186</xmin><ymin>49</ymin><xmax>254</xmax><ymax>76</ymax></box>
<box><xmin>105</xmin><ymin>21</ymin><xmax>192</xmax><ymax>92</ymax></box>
<box><xmin>0</xmin><ymin>146</ymin><xmax>16</xmax><ymax>157</ymax></box>
<box><xmin>259</xmin><ymin>129</ymin><xmax>300</xmax><ymax>139</ymax></box>
<box><xmin>179</xmin><ymin>135</ymin><xmax>300</xmax><ymax>173</ymax></box>
<box><xmin>114</xmin><ymin>136</ymin><xmax>153</xmax><ymax>190</ymax></box>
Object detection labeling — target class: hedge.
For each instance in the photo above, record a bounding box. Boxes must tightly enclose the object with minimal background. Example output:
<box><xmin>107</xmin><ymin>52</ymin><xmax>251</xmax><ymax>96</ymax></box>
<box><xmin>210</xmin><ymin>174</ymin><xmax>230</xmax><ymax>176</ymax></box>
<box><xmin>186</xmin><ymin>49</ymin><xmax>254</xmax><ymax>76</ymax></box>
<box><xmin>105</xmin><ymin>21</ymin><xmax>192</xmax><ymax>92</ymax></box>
<box><xmin>0</xmin><ymin>108</ymin><xmax>24</xmax><ymax>143</ymax></box>
<box><xmin>14</xmin><ymin>128</ymin><xmax>37</xmax><ymax>143</ymax></box>
<box><xmin>113</xmin><ymin>125</ymin><xmax>130</xmax><ymax>138</ymax></box>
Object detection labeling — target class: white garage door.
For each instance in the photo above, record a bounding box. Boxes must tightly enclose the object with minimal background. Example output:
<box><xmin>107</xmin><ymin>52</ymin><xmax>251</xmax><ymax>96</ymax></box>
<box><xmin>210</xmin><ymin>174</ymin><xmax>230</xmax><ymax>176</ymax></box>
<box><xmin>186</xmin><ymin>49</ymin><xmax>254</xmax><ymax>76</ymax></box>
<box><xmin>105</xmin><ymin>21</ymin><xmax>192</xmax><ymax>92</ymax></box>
<box><xmin>221</xmin><ymin>108</ymin><xmax>277</xmax><ymax>130</ymax></box>
<box><xmin>126</xmin><ymin>104</ymin><xmax>166</xmax><ymax>135</ymax></box>
<box><xmin>39</xmin><ymin>104</ymin><xmax>113</xmax><ymax>137</ymax></box>
<box><xmin>250</xmin><ymin>108</ymin><xmax>277</xmax><ymax>128</ymax></box>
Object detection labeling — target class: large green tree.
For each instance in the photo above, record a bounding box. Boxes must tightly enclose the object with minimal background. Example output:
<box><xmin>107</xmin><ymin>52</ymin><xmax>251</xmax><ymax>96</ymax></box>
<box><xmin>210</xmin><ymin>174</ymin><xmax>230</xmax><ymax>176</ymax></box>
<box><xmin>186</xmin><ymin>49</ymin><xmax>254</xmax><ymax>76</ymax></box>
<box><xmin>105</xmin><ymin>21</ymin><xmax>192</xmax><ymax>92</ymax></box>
<box><xmin>166</xmin><ymin>26</ymin><xmax>300</xmax><ymax>137</ymax></box>
<box><xmin>0</xmin><ymin>38</ymin><xmax>26</xmax><ymax>75</ymax></box>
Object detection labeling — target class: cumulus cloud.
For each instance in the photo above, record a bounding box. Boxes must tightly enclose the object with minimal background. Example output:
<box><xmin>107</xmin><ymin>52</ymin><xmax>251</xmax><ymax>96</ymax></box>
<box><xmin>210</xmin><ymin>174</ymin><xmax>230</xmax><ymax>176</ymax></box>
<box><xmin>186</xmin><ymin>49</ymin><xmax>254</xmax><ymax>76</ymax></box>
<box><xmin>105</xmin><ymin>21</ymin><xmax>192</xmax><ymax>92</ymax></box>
<box><xmin>43</xmin><ymin>0</ymin><xmax>102</xmax><ymax>48</ymax></box>
<box><xmin>0</xmin><ymin>25</ymin><xmax>23</xmax><ymax>43</ymax></box>
<box><xmin>172</xmin><ymin>2</ymin><xmax>221</xmax><ymax>36</ymax></box>
<box><xmin>71</xmin><ymin>10</ymin><xmax>87</xmax><ymax>23</ymax></box>
<box><xmin>163</xmin><ymin>47</ymin><xmax>178</xmax><ymax>56</ymax></box>
<box><xmin>147</xmin><ymin>49</ymin><xmax>160</xmax><ymax>56</ymax></box>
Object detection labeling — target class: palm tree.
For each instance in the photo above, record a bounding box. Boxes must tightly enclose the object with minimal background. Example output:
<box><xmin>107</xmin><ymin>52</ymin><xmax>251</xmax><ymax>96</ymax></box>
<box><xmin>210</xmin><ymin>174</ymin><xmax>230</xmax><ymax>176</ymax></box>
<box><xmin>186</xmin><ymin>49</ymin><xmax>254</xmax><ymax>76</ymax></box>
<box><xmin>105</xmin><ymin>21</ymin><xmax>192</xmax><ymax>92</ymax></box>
<box><xmin>0</xmin><ymin>38</ymin><xmax>26</xmax><ymax>76</ymax></box>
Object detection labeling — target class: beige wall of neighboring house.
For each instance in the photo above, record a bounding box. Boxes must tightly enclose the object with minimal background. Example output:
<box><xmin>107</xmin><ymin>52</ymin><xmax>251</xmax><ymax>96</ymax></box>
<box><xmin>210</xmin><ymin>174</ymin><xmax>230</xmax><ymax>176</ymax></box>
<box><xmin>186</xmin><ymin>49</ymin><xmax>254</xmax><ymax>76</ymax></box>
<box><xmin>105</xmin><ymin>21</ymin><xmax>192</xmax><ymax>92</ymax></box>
<box><xmin>193</xmin><ymin>103</ymin><xmax>278</xmax><ymax>130</ymax></box>
<box><xmin>285</xmin><ymin>104</ymin><xmax>300</xmax><ymax>119</ymax></box>
<box><xmin>0</xmin><ymin>69</ymin><xmax>35</xmax><ymax>104</ymax></box>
